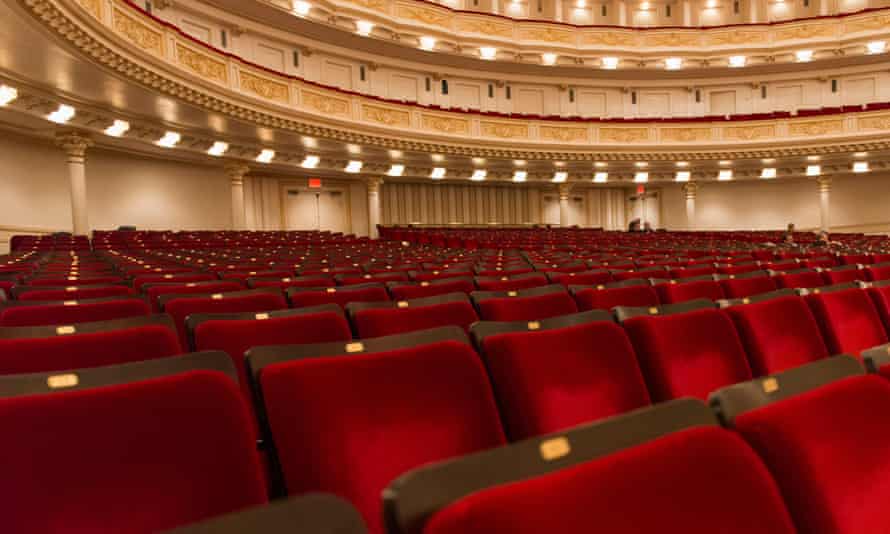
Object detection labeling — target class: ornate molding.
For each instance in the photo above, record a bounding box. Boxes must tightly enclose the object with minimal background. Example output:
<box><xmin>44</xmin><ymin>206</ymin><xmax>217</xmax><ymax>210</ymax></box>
<box><xmin>363</xmin><ymin>104</ymin><xmax>411</xmax><ymax>127</ymax></box>
<box><xmin>239</xmin><ymin>70</ymin><xmax>289</xmax><ymax>102</ymax></box>
<box><xmin>176</xmin><ymin>43</ymin><xmax>228</xmax><ymax>83</ymax></box>
<box><xmin>55</xmin><ymin>131</ymin><xmax>93</xmax><ymax>163</ymax></box>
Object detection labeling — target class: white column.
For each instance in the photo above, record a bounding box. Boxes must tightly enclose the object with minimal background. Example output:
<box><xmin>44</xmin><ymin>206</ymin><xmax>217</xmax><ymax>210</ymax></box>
<box><xmin>818</xmin><ymin>177</ymin><xmax>831</xmax><ymax>232</ymax></box>
<box><xmin>225</xmin><ymin>163</ymin><xmax>249</xmax><ymax>231</ymax></box>
<box><xmin>749</xmin><ymin>0</ymin><xmax>759</xmax><ymax>22</ymax></box>
<box><xmin>818</xmin><ymin>0</ymin><xmax>829</xmax><ymax>16</ymax></box>
<box><xmin>558</xmin><ymin>184</ymin><xmax>571</xmax><ymax>227</ymax></box>
<box><xmin>683</xmin><ymin>182</ymin><xmax>698</xmax><ymax>230</ymax></box>
<box><xmin>682</xmin><ymin>0</ymin><xmax>692</xmax><ymax>25</ymax></box>
<box><xmin>56</xmin><ymin>132</ymin><xmax>94</xmax><ymax>236</ymax></box>
<box><xmin>554</xmin><ymin>0</ymin><xmax>564</xmax><ymax>21</ymax></box>
<box><xmin>619</xmin><ymin>0</ymin><xmax>628</xmax><ymax>24</ymax></box>
<box><xmin>367</xmin><ymin>178</ymin><xmax>383</xmax><ymax>239</ymax></box>
<box><xmin>243</xmin><ymin>176</ymin><xmax>257</xmax><ymax>231</ymax></box>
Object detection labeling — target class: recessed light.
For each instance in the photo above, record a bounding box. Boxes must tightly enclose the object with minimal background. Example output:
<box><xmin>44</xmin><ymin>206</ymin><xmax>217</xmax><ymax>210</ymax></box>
<box><xmin>431</xmin><ymin>167</ymin><xmax>446</xmax><ymax>179</ymax></box>
<box><xmin>854</xmin><ymin>151</ymin><xmax>868</xmax><ymax>158</ymax></box>
<box><xmin>601</xmin><ymin>57</ymin><xmax>619</xmax><ymax>69</ymax></box>
<box><xmin>796</xmin><ymin>50</ymin><xmax>814</xmax><ymax>62</ymax></box>
<box><xmin>47</xmin><ymin>104</ymin><xmax>76</xmax><ymax>124</ymax></box>
<box><xmin>675</xmin><ymin>171</ymin><xmax>691</xmax><ymax>182</ymax></box>
<box><xmin>761</xmin><ymin>158</ymin><xmax>776</xmax><ymax>164</ymax></box>
<box><xmin>665</xmin><ymin>57</ymin><xmax>683</xmax><ymax>70</ymax></box>
<box><xmin>728</xmin><ymin>55</ymin><xmax>747</xmax><ymax>68</ymax></box>
<box><xmin>345</xmin><ymin>160</ymin><xmax>363</xmax><ymax>173</ymax></box>
<box><xmin>554</xmin><ymin>161</ymin><xmax>566</xmax><ymax>168</ymax></box>
<box><xmin>419</xmin><ymin>36</ymin><xmax>436</xmax><ymax>51</ymax></box>
<box><xmin>104</xmin><ymin>120</ymin><xmax>130</xmax><ymax>137</ymax></box>
<box><xmin>867</xmin><ymin>41</ymin><xmax>886</xmax><ymax>54</ymax></box>
<box><xmin>806</xmin><ymin>165</ymin><xmax>822</xmax><ymax>176</ymax></box>
<box><xmin>355</xmin><ymin>20</ymin><xmax>374</xmax><ymax>36</ymax></box>
<box><xmin>301</xmin><ymin>155</ymin><xmax>320</xmax><ymax>168</ymax></box>
<box><xmin>719</xmin><ymin>160</ymin><xmax>732</xmax><ymax>166</ymax></box>
<box><xmin>513</xmin><ymin>159</ymin><xmax>527</xmax><ymax>166</ymax></box>
<box><xmin>387</xmin><ymin>164</ymin><xmax>405</xmax><ymax>177</ymax></box>
<box><xmin>302</xmin><ymin>136</ymin><xmax>317</xmax><ymax>148</ymax></box>
<box><xmin>256</xmin><ymin>149</ymin><xmax>276</xmax><ymax>164</ymax></box>
<box><xmin>513</xmin><ymin>170</ymin><xmax>527</xmax><ymax>182</ymax></box>
<box><xmin>594</xmin><ymin>161</ymin><xmax>608</xmax><ymax>168</ymax></box>
<box><xmin>156</xmin><ymin>131</ymin><xmax>181</xmax><ymax>148</ymax></box>
<box><xmin>634</xmin><ymin>172</ymin><xmax>649</xmax><ymax>183</ymax></box>
<box><xmin>853</xmin><ymin>161</ymin><xmax>869</xmax><ymax>173</ymax></box>
<box><xmin>207</xmin><ymin>141</ymin><xmax>229</xmax><ymax>156</ymax></box>
<box><xmin>479</xmin><ymin>47</ymin><xmax>497</xmax><ymax>60</ymax></box>
<box><xmin>718</xmin><ymin>169</ymin><xmax>734</xmax><ymax>180</ymax></box>
<box><xmin>553</xmin><ymin>171</ymin><xmax>568</xmax><ymax>183</ymax></box>
<box><xmin>593</xmin><ymin>172</ymin><xmax>609</xmax><ymax>183</ymax></box>
<box><xmin>807</xmin><ymin>155</ymin><xmax>821</xmax><ymax>162</ymax></box>
<box><xmin>347</xmin><ymin>144</ymin><xmax>361</xmax><ymax>155</ymax></box>
<box><xmin>293</xmin><ymin>0</ymin><xmax>311</xmax><ymax>16</ymax></box>
<box><xmin>542</xmin><ymin>53</ymin><xmax>558</xmax><ymax>65</ymax></box>
<box><xmin>472</xmin><ymin>157</ymin><xmax>486</xmax><ymax>165</ymax></box>
<box><xmin>471</xmin><ymin>169</ymin><xmax>487</xmax><ymax>181</ymax></box>
<box><xmin>675</xmin><ymin>161</ymin><xmax>689</xmax><ymax>167</ymax></box>
<box><xmin>431</xmin><ymin>154</ymin><xmax>445</xmax><ymax>162</ymax></box>
<box><xmin>0</xmin><ymin>85</ymin><xmax>18</xmax><ymax>106</ymax></box>
<box><xmin>761</xmin><ymin>168</ymin><xmax>777</xmax><ymax>179</ymax></box>
<box><xmin>635</xmin><ymin>162</ymin><xmax>648</xmax><ymax>168</ymax></box>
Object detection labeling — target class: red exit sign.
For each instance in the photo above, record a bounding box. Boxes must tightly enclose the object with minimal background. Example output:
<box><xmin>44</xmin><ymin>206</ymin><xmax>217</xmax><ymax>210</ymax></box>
<box><xmin>308</xmin><ymin>178</ymin><xmax>322</xmax><ymax>189</ymax></box>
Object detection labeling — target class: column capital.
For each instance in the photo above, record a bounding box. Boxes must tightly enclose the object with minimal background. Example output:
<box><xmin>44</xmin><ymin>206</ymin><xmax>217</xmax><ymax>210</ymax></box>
<box><xmin>55</xmin><ymin>131</ymin><xmax>93</xmax><ymax>163</ymax></box>
<box><xmin>224</xmin><ymin>163</ymin><xmax>250</xmax><ymax>185</ymax></box>
<box><xmin>366</xmin><ymin>177</ymin><xmax>384</xmax><ymax>194</ymax></box>
<box><xmin>558</xmin><ymin>183</ymin><xmax>572</xmax><ymax>200</ymax></box>
<box><xmin>682</xmin><ymin>181</ymin><xmax>699</xmax><ymax>199</ymax></box>
<box><xmin>816</xmin><ymin>176</ymin><xmax>832</xmax><ymax>192</ymax></box>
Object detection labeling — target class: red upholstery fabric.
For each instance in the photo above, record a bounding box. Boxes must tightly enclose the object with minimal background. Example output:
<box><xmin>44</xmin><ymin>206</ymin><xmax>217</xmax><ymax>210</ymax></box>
<box><xmin>146</xmin><ymin>282</ymin><xmax>244</xmax><ymax>312</ymax></box>
<box><xmin>656</xmin><ymin>280</ymin><xmax>725</xmax><ymax>304</ymax></box>
<box><xmin>481</xmin><ymin>320</ymin><xmax>650</xmax><ymax>440</ymax></box>
<box><xmin>867</xmin><ymin>285</ymin><xmax>890</xmax><ymax>333</ymax></box>
<box><xmin>611</xmin><ymin>269</ymin><xmax>665</xmax><ymax>282</ymax></box>
<box><xmin>165</xmin><ymin>293</ymin><xmax>288</xmax><ymax>348</ymax></box>
<box><xmin>476</xmin><ymin>292</ymin><xmax>578</xmax><ymax>321</ymax></box>
<box><xmin>866</xmin><ymin>265</ymin><xmax>890</xmax><ymax>282</ymax></box>
<box><xmin>0</xmin><ymin>370</ymin><xmax>266</xmax><ymax>533</ymax></box>
<box><xmin>548</xmin><ymin>270</ymin><xmax>612</xmax><ymax>287</ymax></box>
<box><xmin>194</xmin><ymin>310</ymin><xmax>352</xmax><ymax>403</ymax></box>
<box><xmin>424</xmin><ymin>426</ymin><xmax>795</xmax><ymax>534</ymax></box>
<box><xmin>260</xmin><ymin>340</ymin><xmax>506</xmax><ymax>534</ymax></box>
<box><xmin>353</xmin><ymin>301</ymin><xmax>479</xmax><ymax>338</ymax></box>
<box><xmin>726</xmin><ymin>296</ymin><xmax>830</xmax><ymax>376</ymax></box>
<box><xmin>27</xmin><ymin>276</ymin><xmax>124</xmax><ymax>287</ymax></box>
<box><xmin>18</xmin><ymin>285</ymin><xmax>133</xmax><ymax>301</ymax></box>
<box><xmin>806</xmin><ymin>289</ymin><xmax>888</xmax><ymax>355</ymax></box>
<box><xmin>251</xmin><ymin>276</ymin><xmax>335</xmax><ymax>289</ymax></box>
<box><xmin>624</xmin><ymin>309</ymin><xmax>752</xmax><ymax>401</ymax></box>
<box><xmin>133</xmin><ymin>273</ymin><xmax>217</xmax><ymax>292</ymax></box>
<box><xmin>289</xmin><ymin>286</ymin><xmax>389</xmax><ymax>308</ymax></box>
<box><xmin>0</xmin><ymin>299</ymin><xmax>151</xmax><ymax>327</ymax></box>
<box><xmin>338</xmin><ymin>273</ymin><xmax>410</xmax><ymax>285</ymax></box>
<box><xmin>475</xmin><ymin>275</ymin><xmax>548</xmax><ymax>292</ymax></box>
<box><xmin>774</xmin><ymin>271</ymin><xmax>826</xmax><ymax>289</ymax></box>
<box><xmin>411</xmin><ymin>271</ymin><xmax>473</xmax><ymax>282</ymax></box>
<box><xmin>0</xmin><ymin>323</ymin><xmax>181</xmax><ymax>375</ymax></box>
<box><xmin>389</xmin><ymin>279</ymin><xmax>475</xmax><ymax>300</ymax></box>
<box><xmin>573</xmin><ymin>285</ymin><xmax>659</xmax><ymax>312</ymax></box>
<box><xmin>821</xmin><ymin>268</ymin><xmax>866</xmax><ymax>285</ymax></box>
<box><xmin>719</xmin><ymin>276</ymin><xmax>778</xmax><ymax>299</ymax></box>
<box><xmin>734</xmin><ymin>375</ymin><xmax>890</xmax><ymax>534</ymax></box>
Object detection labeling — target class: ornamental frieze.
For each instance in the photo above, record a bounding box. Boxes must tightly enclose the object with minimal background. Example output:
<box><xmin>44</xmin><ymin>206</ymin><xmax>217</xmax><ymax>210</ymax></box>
<box><xmin>112</xmin><ymin>8</ymin><xmax>164</xmax><ymax>56</ymax></box>
<box><xmin>302</xmin><ymin>90</ymin><xmax>351</xmax><ymax>116</ymax></box>
<box><xmin>480</xmin><ymin>121</ymin><xmax>529</xmax><ymax>139</ymax></box>
<box><xmin>858</xmin><ymin>114</ymin><xmax>890</xmax><ymax>131</ymax></box>
<box><xmin>539</xmin><ymin>126</ymin><xmax>589</xmax><ymax>143</ymax></box>
<box><xmin>722</xmin><ymin>124</ymin><xmax>776</xmax><ymax>141</ymax></box>
<box><xmin>239</xmin><ymin>71</ymin><xmax>289</xmax><ymax>103</ymax></box>
<box><xmin>421</xmin><ymin>114</ymin><xmax>470</xmax><ymax>135</ymax></box>
<box><xmin>363</xmin><ymin>105</ymin><xmax>411</xmax><ymax>127</ymax></box>
<box><xmin>176</xmin><ymin>43</ymin><xmax>228</xmax><ymax>84</ymax></box>
<box><xmin>660</xmin><ymin>127</ymin><xmax>712</xmax><ymax>143</ymax></box>
<box><xmin>788</xmin><ymin>119</ymin><xmax>845</xmax><ymax>137</ymax></box>
<box><xmin>599</xmin><ymin>127</ymin><xmax>650</xmax><ymax>143</ymax></box>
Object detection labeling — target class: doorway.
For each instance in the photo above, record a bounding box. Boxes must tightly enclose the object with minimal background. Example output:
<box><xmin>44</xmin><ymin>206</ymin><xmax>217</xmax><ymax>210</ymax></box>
<box><xmin>284</xmin><ymin>189</ymin><xmax>349</xmax><ymax>232</ymax></box>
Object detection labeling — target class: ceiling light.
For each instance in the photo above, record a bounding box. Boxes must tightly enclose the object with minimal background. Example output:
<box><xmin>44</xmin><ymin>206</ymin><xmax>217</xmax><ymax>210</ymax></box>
<box><xmin>347</xmin><ymin>144</ymin><xmax>361</xmax><ymax>155</ymax></box>
<box><xmin>635</xmin><ymin>162</ymin><xmax>648</xmax><ymax>168</ymax></box>
<box><xmin>761</xmin><ymin>168</ymin><xmax>777</xmax><ymax>179</ymax></box>
<box><xmin>293</xmin><ymin>0</ymin><xmax>311</xmax><ymax>16</ymax></box>
<box><xmin>854</xmin><ymin>151</ymin><xmax>868</xmax><ymax>158</ymax></box>
<box><xmin>576</xmin><ymin>0</ymin><xmax>587</xmax><ymax>7</ymax></box>
<box><xmin>718</xmin><ymin>169</ymin><xmax>734</xmax><ymax>180</ymax></box>
<box><xmin>345</xmin><ymin>160</ymin><xmax>363</xmax><ymax>173</ymax></box>
<box><xmin>553</xmin><ymin>171</ymin><xmax>568</xmax><ymax>183</ymax></box>
<box><xmin>665</xmin><ymin>57</ymin><xmax>683</xmax><ymax>70</ymax></box>
<box><xmin>554</xmin><ymin>161</ymin><xmax>566</xmax><ymax>168</ymax></box>
<box><xmin>0</xmin><ymin>85</ymin><xmax>18</xmax><ymax>106</ymax></box>
<box><xmin>601</xmin><ymin>57</ymin><xmax>619</xmax><ymax>69</ymax></box>
<box><xmin>806</xmin><ymin>165</ymin><xmax>822</xmax><ymax>176</ymax></box>
<box><xmin>355</xmin><ymin>20</ymin><xmax>374</xmax><ymax>36</ymax></box>
<box><xmin>807</xmin><ymin>155</ymin><xmax>821</xmax><ymax>161</ymax></box>
<box><xmin>762</xmin><ymin>158</ymin><xmax>776</xmax><ymax>164</ymax></box>
<box><xmin>728</xmin><ymin>55</ymin><xmax>747</xmax><ymax>68</ymax></box>
<box><xmin>419</xmin><ymin>36</ymin><xmax>436</xmax><ymax>51</ymax></box>
<box><xmin>47</xmin><ymin>104</ymin><xmax>75</xmax><ymax>124</ymax></box>
<box><xmin>795</xmin><ymin>50</ymin><xmax>814</xmax><ymax>62</ymax></box>
<box><xmin>301</xmin><ymin>155</ymin><xmax>320</xmax><ymax>168</ymax></box>
<box><xmin>156</xmin><ymin>131</ymin><xmax>181</xmax><ymax>148</ymax></box>
<box><xmin>594</xmin><ymin>161</ymin><xmax>608</xmax><ymax>168</ymax></box>
<box><xmin>256</xmin><ymin>149</ymin><xmax>276</xmax><ymax>163</ymax></box>
<box><xmin>634</xmin><ymin>172</ymin><xmax>649</xmax><ymax>183</ymax></box>
<box><xmin>387</xmin><ymin>164</ymin><xmax>405</xmax><ymax>177</ymax></box>
<box><xmin>472</xmin><ymin>157</ymin><xmax>487</xmax><ymax>165</ymax></box>
<box><xmin>479</xmin><ymin>47</ymin><xmax>497</xmax><ymax>60</ymax></box>
<box><xmin>471</xmin><ymin>169</ymin><xmax>487</xmax><ymax>181</ymax></box>
<box><xmin>867</xmin><ymin>41</ymin><xmax>886</xmax><ymax>54</ymax></box>
<box><xmin>640</xmin><ymin>1</ymin><xmax>652</xmax><ymax>9</ymax></box>
<box><xmin>675</xmin><ymin>171</ymin><xmax>691</xmax><ymax>182</ymax></box>
<box><xmin>542</xmin><ymin>53</ymin><xmax>557</xmax><ymax>65</ymax></box>
<box><xmin>853</xmin><ymin>161</ymin><xmax>869</xmax><ymax>173</ymax></box>
<box><xmin>675</xmin><ymin>161</ymin><xmax>689</xmax><ymax>167</ymax></box>
<box><xmin>207</xmin><ymin>141</ymin><xmax>229</xmax><ymax>156</ymax></box>
<box><xmin>719</xmin><ymin>160</ymin><xmax>732</xmax><ymax>166</ymax></box>
<box><xmin>104</xmin><ymin>119</ymin><xmax>130</xmax><ymax>137</ymax></box>
<box><xmin>389</xmin><ymin>150</ymin><xmax>403</xmax><ymax>159</ymax></box>
<box><xmin>514</xmin><ymin>159</ymin><xmax>527</xmax><ymax>166</ymax></box>
<box><xmin>705</xmin><ymin>0</ymin><xmax>718</xmax><ymax>7</ymax></box>
<box><xmin>431</xmin><ymin>167</ymin><xmax>446</xmax><ymax>179</ymax></box>
<box><xmin>513</xmin><ymin>170</ymin><xmax>527</xmax><ymax>182</ymax></box>
<box><xmin>431</xmin><ymin>154</ymin><xmax>445</xmax><ymax>162</ymax></box>
<box><xmin>302</xmin><ymin>136</ymin><xmax>317</xmax><ymax>148</ymax></box>
<box><xmin>593</xmin><ymin>172</ymin><xmax>609</xmax><ymax>183</ymax></box>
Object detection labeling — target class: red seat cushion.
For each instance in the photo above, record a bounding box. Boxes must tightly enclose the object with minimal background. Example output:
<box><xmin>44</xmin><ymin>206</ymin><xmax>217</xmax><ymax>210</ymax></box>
<box><xmin>146</xmin><ymin>282</ymin><xmax>244</xmax><ymax>312</ymax></box>
<box><xmin>288</xmin><ymin>286</ymin><xmax>389</xmax><ymax>308</ymax></box>
<box><xmin>165</xmin><ymin>293</ymin><xmax>288</xmax><ymax>349</ymax></box>
<box><xmin>868</xmin><ymin>285</ymin><xmax>890</xmax><ymax>334</ymax></box>
<box><xmin>806</xmin><ymin>289</ymin><xmax>888</xmax><ymax>355</ymax></box>
<box><xmin>18</xmin><ymin>286</ymin><xmax>133</xmax><ymax>301</ymax></box>
<box><xmin>0</xmin><ymin>299</ymin><xmax>151</xmax><ymax>327</ymax></box>
<box><xmin>720</xmin><ymin>276</ymin><xmax>778</xmax><ymax>299</ymax></box>
<box><xmin>774</xmin><ymin>271</ymin><xmax>825</xmax><ymax>290</ymax></box>
<box><xmin>260</xmin><ymin>340</ymin><xmax>505</xmax><ymax>534</ymax></box>
<box><xmin>726</xmin><ymin>296</ymin><xmax>830</xmax><ymax>376</ymax></box>
<box><xmin>573</xmin><ymin>285</ymin><xmax>659</xmax><ymax>311</ymax></box>
<box><xmin>474</xmin><ymin>275</ymin><xmax>548</xmax><ymax>292</ymax></box>
<box><xmin>389</xmin><ymin>279</ymin><xmax>475</xmax><ymax>300</ymax></box>
<box><xmin>481</xmin><ymin>320</ymin><xmax>650</xmax><ymax>440</ymax></box>
<box><xmin>476</xmin><ymin>292</ymin><xmax>578</xmax><ymax>322</ymax></box>
<box><xmin>424</xmin><ymin>426</ymin><xmax>796</xmax><ymax>534</ymax></box>
<box><xmin>624</xmin><ymin>309</ymin><xmax>752</xmax><ymax>401</ymax></box>
<box><xmin>0</xmin><ymin>370</ymin><xmax>266</xmax><ymax>533</ymax></box>
<box><xmin>656</xmin><ymin>280</ymin><xmax>725</xmax><ymax>304</ymax></box>
<box><xmin>734</xmin><ymin>375</ymin><xmax>890</xmax><ymax>534</ymax></box>
<box><xmin>353</xmin><ymin>301</ymin><xmax>479</xmax><ymax>338</ymax></box>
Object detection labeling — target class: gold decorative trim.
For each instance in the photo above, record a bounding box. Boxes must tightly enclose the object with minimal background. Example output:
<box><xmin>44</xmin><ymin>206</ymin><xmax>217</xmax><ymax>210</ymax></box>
<box><xmin>363</xmin><ymin>104</ymin><xmax>411</xmax><ymax>127</ymax></box>
<box><xmin>302</xmin><ymin>90</ymin><xmax>351</xmax><ymax>116</ymax></box>
<box><xmin>112</xmin><ymin>7</ymin><xmax>164</xmax><ymax>56</ymax></box>
<box><xmin>422</xmin><ymin>114</ymin><xmax>470</xmax><ymax>135</ymax></box>
<box><xmin>176</xmin><ymin>43</ymin><xmax>228</xmax><ymax>83</ymax></box>
<box><xmin>599</xmin><ymin>127</ymin><xmax>650</xmax><ymax>143</ymax></box>
<box><xmin>481</xmin><ymin>121</ymin><xmax>528</xmax><ymax>139</ymax></box>
<box><xmin>661</xmin><ymin>127</ymin><xmax>712</xmax><ymax>143</ymax></box>
<box><xmin>539</xmin><ymin>126</ymin><xmax>588</xmax><ymax>143</ymax></box>
<box><xmin>239</xmin><ymin>70</ymin><xmax>289</xmax><ymax>102</ymax></box>
<box><xmin>723</xmin><ymin>124</ymin><xmax>776</xmax><ymax>141</ymax></box>
<box><xmin>788</xmin><ymin>119</ymin><xmax>845</xmax><ymax>137</ymax></box>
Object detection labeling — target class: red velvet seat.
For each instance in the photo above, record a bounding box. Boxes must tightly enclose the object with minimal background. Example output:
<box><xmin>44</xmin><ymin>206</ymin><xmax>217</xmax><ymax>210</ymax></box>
<box><xmin>0</xmin><ymin>297</ymin><xmax>151</xmax><ymax>327</ymax></box>
<box><xmin>726</xmin><ymin>295</ymin><xmax>830</xmax><ymax>375</ymax></box>
<box><xmin>474</xmin><ymin>273</ymin><xmax>548</xmax><ymax>292</ymax></box>
<box><xmin>133</xmin><ymin>273</ymin><xmax>217</xmax><ymax>292</ymax></box>
<box><xmin>393</xmin><ymin>401</ymin><xmax>795</xmax><ymax>534</ymax></box>
<box><xmin>349</xmin><ymin>294</ymin><xmax>479</xmax><ymax>338</ymax></box>
<box><xmin>623</xmin><ymin>307</ymin><xmax>751</xmax><ymax>401</ymax></box>
<box><xmin>145</xmin><ymin>281</ymin><xmax>244</xmax><ymax>312</ymax></box>
<box><xmin>727</xmin><ymin>372</ymin><xmax>890</xmax><ymax>534</ymax></box>
<box><xmin>806</xmin><ymin>288</ymin><xmax>888</xmax><ymax>355</ymax></box>
<box><xmin>286</xmin><ymin>283</ymin><xmax>389</xmax><ymax>308</ymax></box>
<box><xmin>162</xmin><ymin>289</ymin><xmax>288</xmax><ymax>348</ymax></box>
<box><xmin>867</xmin><ymin>283</ymin><xmax>890</xmax><ymax>334</ymax></box>
<box><xmin>720</xmin><ymin>275</ymin><xmax>777</xmax><ymax>299</ymax></box>
<box><xmin>26</xmin><ymin>275</ymin><xmax>125</xmax><ymax>287</ymax></box>
<box><xmin>866</xmin><ymin>264</ymin><xmax>890</xmax><ymax>282</ymax></box>
<box><xmin>248</xmin><ymin>275</ymin><xmax>336</xmax><ymax>290</ymax></box>
<box><xmin>388</xmin><ymin>278</ymin><xmax>475</xmax><ymax>300</ymax></box>
<box><xmin>0</xmin><ymin>315</ymin><xmax>182</xmax><ymax>375</ymax></box>
<box><xmin>16</xmin><ymin>285</ymin><xmax>133</xmax><ymax>301</ymax></box>
<box><xmin>656</xmin><ymin>280</ymin><xmax>725</xmax><ymax>304</ymax></box>
<box><xmin>249</xmin><ymin>328</ymin><xmax>506</xmax><ymax>534</ymax></box>
<box><xmin>820</xmin><ymin>267</ymin><xmax>867</xmax><ymax>285</ymax></box>
<box><xmin>0</xmin><ymin>352</ymin><xmax>266</xmax><ymax>533</ymax></box>
<box><xmin>546</xmin><ymin>269</ymin><xmax>611</xmax><ymax>287</ymax></box>
<box><xmin>473</xmin><ymin>311</ymin><xmax>650</xmax><ymax>440</ymax></box>
<box><xmin>774</xmin><ymin>270</ymin><xmax>825</xmax><ymax>290</ymax></box>
<box><xmin>572</xmin><ymin>283</ymin><xmax>659</xmax><ymax>311</ymax></box>
<box><xmin>472</xmin><ymin>286</ymin><xmax>578</xmax><ymax>321</ymax></box>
